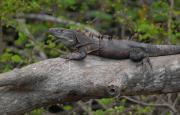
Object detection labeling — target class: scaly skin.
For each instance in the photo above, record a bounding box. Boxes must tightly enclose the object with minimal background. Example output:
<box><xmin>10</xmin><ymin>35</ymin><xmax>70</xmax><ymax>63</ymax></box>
<box><xmin>48</xmin><ymin>28</ymin><xmax>180</xmax><ymax>61</ymax></box>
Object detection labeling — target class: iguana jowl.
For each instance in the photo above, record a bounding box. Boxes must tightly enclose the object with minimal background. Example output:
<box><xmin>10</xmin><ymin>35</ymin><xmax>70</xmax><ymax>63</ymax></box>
<box><xmin>48</xmin><ymin>28</ymin><xmax>180</xmax><ymax>61</ymax></box>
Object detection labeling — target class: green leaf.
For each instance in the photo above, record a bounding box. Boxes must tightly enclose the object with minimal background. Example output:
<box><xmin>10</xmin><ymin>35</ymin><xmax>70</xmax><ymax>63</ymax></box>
<box><xmin>29</xmin><ymin>108</ymin><xmax>44</xmax><ymax>115</ymax></box>
<box><xmin>98</xmin><ymin>98</ymin><xmax>114</xmax><ymax>106</ymax></box>
<box><xmin>135</xmin><ymin>20</ymin><xmax>159</xmax><ymax>40</ymax></box>
<box><xmin>0</xmin><ymin>53</ymin><xmax>12</xmax><ymax>62</ymax></box>
<box><xmin>59</xmin><ymin>0</ymin><xmax>76</xmax><ymax>9</ymax></box>
<box><xmin>114</xmin><ymin>106</ymin><xmax>125</xmax><ymax>113</ymax></box>
<box><xmin>105</xmin><ymin>108</ymin><xmax>114</xmax><ymax>115</ymax></box>
<box><xmin>89</xmin><ymin>11</ymin><xmax>112</xmax><ymax>21</ymax></box>
<box><xmin>25</xmin><ymin>43</ymin><xmax>34</xmax><ymax>48</ymax></box>
<box><xmin>135</xmin><ymin>106</ymin><xmax>151</xmax><ymax>114</ymax></box>
<box><xmin>93</xmin><ymin>110</ymin><xmax>105</xmax><ymax>115</ymax></box>
<box><xmin>1</xmin><ymin>64</ymin><xmax>13</xmax><ymax>72</ymax></box>
<box><xmin>63</xmin><ymin>105</ymin><xmax>73</xmax><ymax>111</ymax></box>
<box><xmin>47</xmin><ymin>42</ymin><xmax>56</xmax><ymax>48</ymax></box>
<box><xmin>11</xmin><ymin>55</ymin><xmax>23</xmax><ymax>63</ymax></box>
<box><xmin>151</xmin><ymin>1</ymin><xmax>169</xmax><ymax>22</ymax></box>
<box><xmin>15</xmin><ymin>32</ymin><xmax>27</xmax><ymax>46</ymax></box>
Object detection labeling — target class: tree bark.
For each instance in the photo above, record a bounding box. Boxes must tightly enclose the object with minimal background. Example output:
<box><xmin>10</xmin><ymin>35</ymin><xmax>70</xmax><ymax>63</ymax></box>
<box><xmin>0</xmin><ymin>20</ymin><xmax>4</xmax><ymax>53</ymax></box>
<box><xmin>0</xmin><ymin>55</ymin><xmax>180</xmax><ymax>115</ymax></box>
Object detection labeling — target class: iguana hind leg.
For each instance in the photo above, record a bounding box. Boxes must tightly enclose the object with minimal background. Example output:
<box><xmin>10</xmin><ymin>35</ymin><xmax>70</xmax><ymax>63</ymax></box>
<box><xmin>129</xmin><ymin>48</ymin><xmax>152</xmax><ymax>70</ymax></box>
<box><xmin>129</xmin><ymin>48</ymin><xmax>147</xmax><ymax>62</ymax></box>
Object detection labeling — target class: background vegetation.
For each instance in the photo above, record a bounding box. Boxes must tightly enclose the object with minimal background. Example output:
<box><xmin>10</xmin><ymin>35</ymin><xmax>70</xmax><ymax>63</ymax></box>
<box><xmin>0</xmin><ymin>0</ymin><xmax>179</xmax><ymax>114</ymax></box>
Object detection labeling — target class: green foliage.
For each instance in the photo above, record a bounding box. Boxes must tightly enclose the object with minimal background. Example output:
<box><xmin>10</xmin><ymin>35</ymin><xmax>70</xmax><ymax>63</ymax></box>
<box><xmin>0</xmin><ymin>0</ymin><xmax>40</xmax><ymax>25</ymax></box>
<box><xmin>27</xmin><ymin>108</ymin><xmax>44</xmax><ymax>115</ymax></box>
<box><xmin>63</xmin><ymin>105</ymin><xmax>73</xmax><ymax>111</ymax></box>
<box><xmin>15</xmin><ymin>32</ymin><xmax>27</xmax><ymax>46</ymax></box>
<box><xmin>59</xmin><ymin>0</ymin><xmax>76</xmax><ymax>9</ymax></box>
<box><xmin>0</xmin><ymin>50</ymin><xmax>24</xmax><ymax>72</ymax></box>
<box><xmin>166</xmin><ymin>112</ymin><xmax>171</xmax><ymax>115</ymax></box>
<box><xmin>0</xmin><ymin>0</ymin><xmax>179</xmax><ymax>114</ymax></box>
<box><xmin>11</xmin><ymin>54</ymin><xmax>23</xmax><ymax>63</ymax></box>
<box><xmin>95</xmin><ymin>98</ymin><xmax>126</xmax><ymax>114</ymax></box>
<box><xmin>0</xmin><ymin>52</ymin><xmax>13</xmax><ymax>63</ymax></box>
<box><xmin>135</xmin><ymin>106</ymin><xmax>152</xmax><ymax>115</ymax></box>
<box><xmin>135</xmin><ymin>20</ymin><xmax>159</xmax><ymax>40</ymax></box>
<box><xmin>93</xmin><ymin>110</ymin><xmax>105</xmax><ymax>115</ymax></box>
<box><xmin>114</xmin><ymin>106</ymin><xmax>125</xmax><ymax>113</ymax></box>
<box><xmin>0</xmin><ymin>51</ymin><xmax>22</xmax><ymax>64</ymax></box>
<box><xmin>46</xmin><ymin>39</ymin><xmax>56</xmax><ymax>49</ymax></box>
<box><xmin>89</xmin><ymin>11</ymin><xmax>112</xmax><ymax>21</ymax></box>
<box><xmin>151</xmin><ymin>1</ymin><xmax>169</xmax><ymax>22</ymax></box>
<box><xmin>98</xmin><ymin>98</ymin><xmax>114</xmax><ymax>106</ymax></box>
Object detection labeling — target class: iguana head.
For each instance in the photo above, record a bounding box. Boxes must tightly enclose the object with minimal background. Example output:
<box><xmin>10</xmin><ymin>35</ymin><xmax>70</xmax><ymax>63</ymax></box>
<box><xmin>48</xmin><ymin>28</ymin><xmax>78</xmax><ymax>47</ymax></box>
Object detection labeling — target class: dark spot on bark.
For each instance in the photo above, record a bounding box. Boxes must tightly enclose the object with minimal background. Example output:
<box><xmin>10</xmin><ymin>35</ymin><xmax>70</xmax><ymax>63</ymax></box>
<box><xmin>121</xmin><ymin>89</ymin><xmax>125</xmax><ymax>93</ymax></box>
<box><xmin>68</xmin><ymin>90</ymin><xmax>78</xmax><ymax>96</ymax></box>
<box><xmin>110</xmin><ymin>88</ymin><xmax>115</xmax><ymax>93</ymax></box>
<box><xmin>107</xmin><ymin>85</ymin><xmax>119</xmax><ymax>97</ymax></box>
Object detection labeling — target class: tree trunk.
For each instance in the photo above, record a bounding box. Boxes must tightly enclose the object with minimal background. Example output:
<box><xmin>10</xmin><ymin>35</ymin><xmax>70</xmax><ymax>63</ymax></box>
<box><xmin>0</xmin><ymin>55</ymin><xmax>180</xmax><ymax>114</ymax></box>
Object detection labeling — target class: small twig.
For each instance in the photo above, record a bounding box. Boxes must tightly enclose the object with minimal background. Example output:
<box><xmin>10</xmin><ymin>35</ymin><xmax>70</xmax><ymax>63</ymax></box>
<box><xmin>172</xmin><ymin>93</ymin><xmax>179</xmax><ymax>107</ymax></box>
<box><xmin>121</xmin><ymin>96</ymin><xmax>177</xmax><ymax>114</ymax></box>
<box><xmin>77</xmin><ymin>101</ymin><xmax>93</xmax><ymax>115</ymax></box>
<box><xmin>167</xmin><ymin>94</ymin><xmax>175</xmax><ymax>115</ymax></box>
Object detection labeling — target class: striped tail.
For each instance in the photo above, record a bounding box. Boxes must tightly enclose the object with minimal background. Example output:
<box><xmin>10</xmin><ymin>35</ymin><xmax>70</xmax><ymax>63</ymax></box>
<box><xmin>141</xmin><ymin>44</ymin><xmax>180</xmax><ymax>57</ymax></box>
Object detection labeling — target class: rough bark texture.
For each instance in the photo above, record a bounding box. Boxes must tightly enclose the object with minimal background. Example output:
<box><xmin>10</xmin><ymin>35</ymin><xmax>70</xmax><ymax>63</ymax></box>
<box><xmin>0</xmin><ymin>55</ymin><xmax>180</xmax><ymax>115</ymax></box>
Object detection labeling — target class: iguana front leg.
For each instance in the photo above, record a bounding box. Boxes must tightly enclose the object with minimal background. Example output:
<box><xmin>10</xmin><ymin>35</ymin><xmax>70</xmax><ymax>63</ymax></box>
<box><xmin>61</xmin><ymin>48</ymin><xmax>87</xmax><ymax>60</ymax></box>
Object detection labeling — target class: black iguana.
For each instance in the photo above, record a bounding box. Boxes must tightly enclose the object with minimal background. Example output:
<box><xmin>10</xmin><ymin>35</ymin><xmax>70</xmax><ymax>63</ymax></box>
<box><xmin>48</xmin><ymin>28</ymin><xmax>180</xmax><ymax>62</ymax></box>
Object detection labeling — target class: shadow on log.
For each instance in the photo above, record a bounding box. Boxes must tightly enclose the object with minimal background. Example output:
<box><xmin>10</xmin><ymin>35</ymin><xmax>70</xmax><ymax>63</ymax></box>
<box><xmin>0</xmin><ymin>55</ymin><xmax>180</xmax><ymax>114</ymax></box>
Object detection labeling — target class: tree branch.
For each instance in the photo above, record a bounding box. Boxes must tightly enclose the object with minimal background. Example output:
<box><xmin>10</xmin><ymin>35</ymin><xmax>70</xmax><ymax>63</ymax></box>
<box><xmin>15</xmin><ymin>13</ymin><xmax>100</xmax><ymax>35</ymax></box>
<box><xmin>121</xmin><ymin>96</ymin><xmax>177</xmax><ymax>113</ymax></box>
<box><xmin>0</xmin><ymin>55</ymin><xmax>180</xmax><ymax>114</ymax></box>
